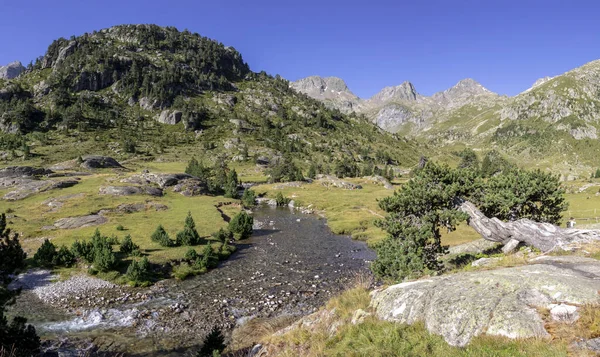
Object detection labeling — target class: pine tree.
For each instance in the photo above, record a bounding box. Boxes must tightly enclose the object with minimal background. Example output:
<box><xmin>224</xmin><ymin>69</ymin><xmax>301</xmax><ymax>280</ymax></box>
<box><xmin>33</xmin><ymin>239</ymin><xmax>57</xmax><ymax>267</ymax></box>
<box><xmin>197</xmin><ymin>327</ymin><xmax>226</xmax><ymax>357</ymax></box>
<box><xmin>224</xmin><ymin>169</ymin><xmax>239</xmax><ymax>198</ymax></box>
<box><xmin>151</xmin><ymin>225</ymin><xmax>174</xmax><ymax>247</ymax></box>
<box><xmin>241</xmin><ymin>189</ymin><xmax>257</xmax><ymax>208</ymax></box>
<box><xmin>120</xmin><ymin>234</ymin><xmax>139</xmax><ymax>255</ymax></box>
<box><xmin>228</xmin><ymin>212</ymin><xmax>254</xmax><ymax>240</ymax></box>
<box><xmin>176</xmin><ymin>212</ymin><xmax>202</xmax><ymax>246</ymax></box>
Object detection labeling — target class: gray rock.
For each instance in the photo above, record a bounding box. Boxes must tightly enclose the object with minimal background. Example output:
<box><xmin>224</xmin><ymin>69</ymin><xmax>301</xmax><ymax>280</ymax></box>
<box><xmin>0</xmin><ymin>166</ymin><xmax>54</xmax><ymax>178</ymax></box>
<box><xmin>371</xmin><ymin>256</ymin><xmax>600</xmax><ymax>347</ymax></box>
<box><xmin>122</xmin><ymin>172</ymin><xmax>194</xmax><ymax>188</ymax></box>
<box><xmin>470</xmin><ymin>257</ymin><xmax>501</xmax><ymax>267</ymax></box>
<box><xmin>549</xmin><ymin>303</ymin><xmax>579</xmax><ymax>323</ymax></box>
<box><xmin>156</xmin><ymin>110</ymin><xmax>182</xmax><ymax>125</ymax></box>
<box><xmin>316</xmin><ymin>175</ymin><xmax>362</xmax><ymax>190</ymax></box>
<box><xmin>0</xmin><ymin>61</ymin><xmax>25</xmax><ymax>79</ymax></box>
<box><xmin>365</xmin><ymin>175</ymin><xmax>394</xmax><ymax>189</ymax></box>
<box><xmin>2</xmin><ymin>178</ymin><xmax>79</xmax><ymax>201</ymax></box>
<box><xmin>502</xmin><ymin>238</ymin><xmax>521</xmax><ymax>254</ymax></box>
<box><xmin>99</xmin><ymin>185</ymin><xmax>163</xmax><ymax>197</ymax></box>
<box><xmin>139</xmin><ymin>97</ymin><xmax>160</xmax><ymax>111</ymax></box>
<box><xmin>171</xmin><ymin>178</ymin><xmax>209</xmax><ymax>196</ymax></box>
<box><xmin>573</xmin><ymin>337</ymin><xmax>600</xmax><ymax>352</ymax></box>
<box><xmin>80</xmin><ymin>156</ymin><xmax>123</xmax><ymax>169</ymax></box>
<box><xmin>54</xmin><ymin>215</ymin><xmax>108</xmax><ymax>229</ymax></box>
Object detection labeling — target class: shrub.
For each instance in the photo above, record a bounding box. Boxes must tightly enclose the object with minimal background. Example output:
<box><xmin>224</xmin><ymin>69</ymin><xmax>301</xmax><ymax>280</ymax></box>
<box><xmin>224</xmin><ymin>169</ymin><xmax>239</xmax><ymax>199</ymax></box>
<box><xmin>92</xmin><ymin>230</ymin><xmax>118</xmax><ymax>272</ymax></box>
<box><xmin>197</xmin><ymin>327</ymin><xmax>226</xmax><ymax>357</ymax></box>
<box><xmin>71</xmin><ymin>239</ymin><xmax>94</xmax><ymax>263</ymax></box>
<box><xmin>185</xmin><ymin>248</ymin><xmax>199</xmax><ymax>261</ymax></box>
<box><xmin>241</xmin><ymin>189</ymin><xmax>257</xmax><ymax>208</ymax></box>
<box><xmin>120</xmin><ymin>234</ymin><xmax>139</xmax><ymax>256</ymax></box>
<box><xmin>55</xmin><ymin>245</ymin><xmax>76</xmax><ymax>267</ymax></box>
<box><xmin>212</xmin><ymin>228</ymin><xmax>232</xmax><ymax>243</ymax></box>
<box><xmin>151</xmin><ymin>224</ymin><xmax>175</xmax><ymax>247</ymax></box>
<box><xmin>176</xmin><ymin>212</ymin><xmax>202</xmax><ymax>246</ymax></box>
<box><xmin>275</xmin><ymin>191</ymin><xmax>290</xmax><ymax>206</ymax></box>
<box><xmin>126</xmin><ymin>257</ymin><xmax>150</xmax><ymax>286</ymax></box>
<box><xmin>228</xmin><ymin>212</ymin><xmax>253</xmax><ymax>240</ymax></box>
<box><xmin>116</xmin><ymin>224</ymin><xmax>125</xmax><ymax>231</ymax></box>
<box><xmin>33</xmin><ymin>239</ymin><xmax>57</xmax><ymax>267</ymax></box>
<box><xmin>200</xmin><ymin>244</ymin><xmax>219</xmax><ymax>269</ymax></box>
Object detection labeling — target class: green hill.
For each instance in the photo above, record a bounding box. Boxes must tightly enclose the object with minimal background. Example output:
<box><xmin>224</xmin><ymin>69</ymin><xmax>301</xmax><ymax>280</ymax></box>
<box><xmin>0</xmin><ymin>24</ymin><xmax>420</xmax><ymax>172</ymax></box>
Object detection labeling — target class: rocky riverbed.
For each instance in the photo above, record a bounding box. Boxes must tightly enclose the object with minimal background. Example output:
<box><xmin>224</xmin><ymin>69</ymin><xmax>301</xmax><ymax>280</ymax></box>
<box><xmin>8</xmin><ymin>206</ymin><xmax>375</xmax><ymax>356</ymax></box>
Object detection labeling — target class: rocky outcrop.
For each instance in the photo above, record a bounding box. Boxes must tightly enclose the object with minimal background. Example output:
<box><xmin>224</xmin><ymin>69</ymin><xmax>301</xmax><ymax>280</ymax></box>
<box><xmin>156</xmin><ymin>110</ymin><xmax>182</xmax><ymax>125</ymax></box>
<box><xmin>99</xmin><ymin>185</ymin><xmax>163</xmax><ymax>197</ymax></box>
<box><xmin>53</xmin><ymin>214</ymin><xmax>108</xmax><ymax>229</ymax></box>
<box><xmin>0</xmin><ymin>61</ymin><xmax>25</xmax><ymax>79</ymax></box>
<box><xmin>122</xmin><ymin>172</ymin><xmax>208</xmax><ymax>196</ymax></box>
<box><xmin>316</xmin><ymin>175</ymin><xmax>362</xmax><ymax>190</ymax></box>
<box><xmin>371</xmin><ymin>255</ymin><xmax>600</xmax><ymax>347</ymax></box>
<box><xmin>290</xmin><ymin>76</ymin><xmax>361</xmax><ymax>113</ymax></box>
<box><xmin>0</xmin><ymin>166</ymin><xmax>53</xmax><ymax>178</ymax></box>
<box><xmin>369</xmin><ymin>81</ymin><xmax>420</xmax><ymax>104</ymax></box>
<box><xmin>364</xmin><ymin>175</ymin><xmax>394</xmax><ymax>189</ymax></box>
<box><xmin>80</xmin><ymin>156</ymin><xmax>124</xmax><ymax>169</ymax></box>
<box><xmin>2</xmin><ymin>178</ymin><xmax>79</xmax><ymax>201</ymax></box>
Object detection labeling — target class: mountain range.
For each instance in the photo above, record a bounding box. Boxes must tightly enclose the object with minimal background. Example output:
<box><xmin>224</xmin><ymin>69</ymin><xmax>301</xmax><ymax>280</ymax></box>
<box><xmin>292</xmin><ymin>61</ymin><xmax>600</xmax><ymax>172</ymax></box>
<box><xmin>1</xmin><ymin>24</ymin><xmax>599</xmax><ymax>175</ymax></box>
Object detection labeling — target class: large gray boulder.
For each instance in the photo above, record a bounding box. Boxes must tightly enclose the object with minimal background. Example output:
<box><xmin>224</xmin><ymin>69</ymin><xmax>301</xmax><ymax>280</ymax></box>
<box><xmin>156</xmin><ymin>110</ymin><xmax>182</xmax><ymax>125</ymax></box>
<box><xmin>80</xmin><ymin>156</ymin><xmax>123</xmax><ymax>169</ymax></box>
<box><xmin>54</xmin><ymin>214</ymin><xmax>107</xmax><ymax>229</ymax></box>
<box><xmin>0</xmin><ymin>61</ymin><xmax>25</xmax><ymax>79</ymax></box>
<box><xmin>371</xmin><ymin>256</ymin><xmax>600</xmax><ymax>347</ymax></box>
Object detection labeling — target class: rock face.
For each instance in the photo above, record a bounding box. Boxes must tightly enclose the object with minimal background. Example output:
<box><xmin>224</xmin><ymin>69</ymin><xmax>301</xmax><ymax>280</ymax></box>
<box><xmin>0</xmin><ymin>61</ymin><xmax>25</xmax><ymax>79</ymax></box>
<box><xmin>371</xmin><ymin>256</ymin><xmax>600</xmax><ymax>347</ymax></box>
<box><xmin>80</xmin><ymin>156</ymin><xmax>123</xmax><ymax>169</ymax></box>
<box><xmin>290</xmin><ymin>76</ymin><xmax>361</xmax><ymax>113</ymax></box>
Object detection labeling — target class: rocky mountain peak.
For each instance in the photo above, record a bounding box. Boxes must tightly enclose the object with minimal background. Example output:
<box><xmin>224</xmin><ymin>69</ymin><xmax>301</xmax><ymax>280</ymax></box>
<box><xmin>0</xmin><ymin>61</ymin><xmax>26</xmax><ymax>79</ymax></box>
<box><xmin>431</xmin><ymin>78</ymin><xmax>497</xmax><ymax>108</ymax></box>
<box><xmin>370</xmin><ymin>81</ymin><xmax>419</xmax><ymax>103</ymax></box>
<box><xmin>290</xmin><ymin>76</ymin><xmax>360</xmax><ymax>113</ymax></box>
<box><xmin>291</xmin><ymin>76</ymin><xmax>354</xmax><ymax>96</ymax></box>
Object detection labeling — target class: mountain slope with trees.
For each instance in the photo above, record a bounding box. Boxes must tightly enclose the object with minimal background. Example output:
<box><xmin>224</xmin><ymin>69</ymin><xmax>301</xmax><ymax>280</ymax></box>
<box><xmin>0</xmin><ymin>24</ymin><xmax>421</xmax><ymax>174</ymax></box>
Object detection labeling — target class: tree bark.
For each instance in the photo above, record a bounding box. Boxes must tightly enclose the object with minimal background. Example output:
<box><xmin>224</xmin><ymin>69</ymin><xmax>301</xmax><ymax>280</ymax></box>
<box><xmin>456</xmin><ymin>200</ymin><xmax>600</xmax><ymax>252</ymax></box>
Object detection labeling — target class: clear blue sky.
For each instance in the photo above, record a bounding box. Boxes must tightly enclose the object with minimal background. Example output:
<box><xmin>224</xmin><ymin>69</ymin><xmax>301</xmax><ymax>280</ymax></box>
<box><xmin>1</xmin><ymin>0</ymin><xmax>598</xmax><ymax>98</ymax></box>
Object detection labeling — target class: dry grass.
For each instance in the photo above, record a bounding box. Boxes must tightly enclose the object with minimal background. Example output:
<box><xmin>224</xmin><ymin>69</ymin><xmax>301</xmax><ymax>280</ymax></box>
<box><xmin>541</xmin><ymin>304</ymin><xmax>600</xmax><ymax>357</ymax></box>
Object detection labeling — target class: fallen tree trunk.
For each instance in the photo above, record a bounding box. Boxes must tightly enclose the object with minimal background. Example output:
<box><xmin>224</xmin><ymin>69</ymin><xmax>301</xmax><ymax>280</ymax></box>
<box><xmin>456</xmin><ymin>200</ymin><xmax>600</xmax><ymax>252</ymax></box>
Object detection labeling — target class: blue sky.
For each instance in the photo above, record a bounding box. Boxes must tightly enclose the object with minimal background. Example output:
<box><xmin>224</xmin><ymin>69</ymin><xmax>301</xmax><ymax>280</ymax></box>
<box><xmin>0</xmin><ymin>0</ymin><xmax>598</xmax><ymax>97</ymax></box>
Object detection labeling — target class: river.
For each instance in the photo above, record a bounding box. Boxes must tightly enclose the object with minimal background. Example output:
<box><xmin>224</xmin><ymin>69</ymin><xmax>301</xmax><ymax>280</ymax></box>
<box><xmin>9</xmin><ymin>206</ymin><xmax>375</xmax><ymax>356</ymax></box>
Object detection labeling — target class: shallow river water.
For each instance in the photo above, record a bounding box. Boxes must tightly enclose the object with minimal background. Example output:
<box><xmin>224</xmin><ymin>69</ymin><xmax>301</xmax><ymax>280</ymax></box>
<box><xmin>12</xmin><ymin>206</ymin><xmax>375</xmax><ymax>356</ymax></box>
